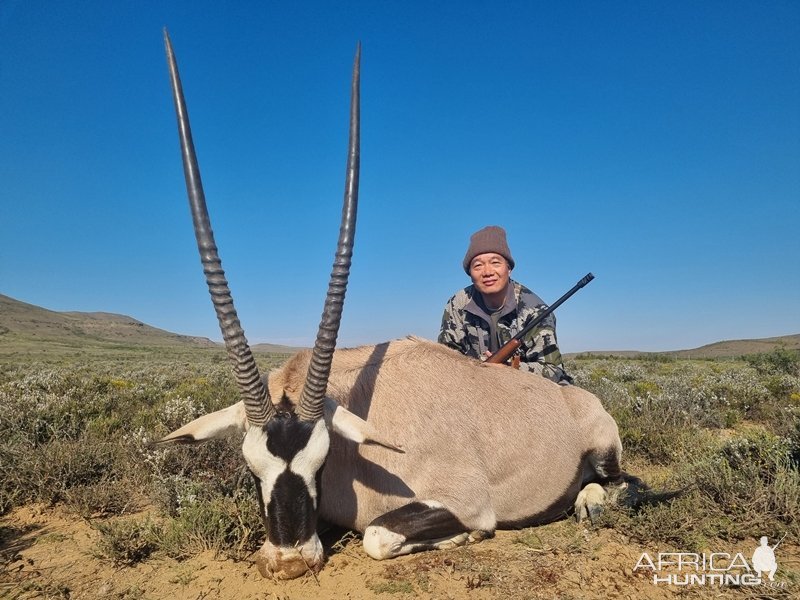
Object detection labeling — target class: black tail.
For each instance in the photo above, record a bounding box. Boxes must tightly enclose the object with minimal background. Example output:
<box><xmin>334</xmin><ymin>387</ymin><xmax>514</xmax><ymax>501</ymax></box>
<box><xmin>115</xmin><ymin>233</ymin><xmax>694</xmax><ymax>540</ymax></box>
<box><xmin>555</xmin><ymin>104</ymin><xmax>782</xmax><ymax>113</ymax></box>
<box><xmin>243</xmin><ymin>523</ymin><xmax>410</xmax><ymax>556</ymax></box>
<box><xmin>614</xmin><ymin>472</ymin><xmax>687</xmax><ymax>510</ymax></box>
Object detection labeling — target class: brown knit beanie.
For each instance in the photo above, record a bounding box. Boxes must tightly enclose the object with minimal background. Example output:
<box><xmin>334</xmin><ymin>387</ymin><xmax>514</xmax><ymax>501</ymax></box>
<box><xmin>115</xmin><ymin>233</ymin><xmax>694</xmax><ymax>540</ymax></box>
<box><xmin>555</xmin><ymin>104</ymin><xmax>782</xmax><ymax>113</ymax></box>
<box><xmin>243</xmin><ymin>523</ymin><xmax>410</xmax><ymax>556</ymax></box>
<box><xmin>462</xmin><ymin>226</ymin><xmax>515</xmax><ymax>273</ymax></box>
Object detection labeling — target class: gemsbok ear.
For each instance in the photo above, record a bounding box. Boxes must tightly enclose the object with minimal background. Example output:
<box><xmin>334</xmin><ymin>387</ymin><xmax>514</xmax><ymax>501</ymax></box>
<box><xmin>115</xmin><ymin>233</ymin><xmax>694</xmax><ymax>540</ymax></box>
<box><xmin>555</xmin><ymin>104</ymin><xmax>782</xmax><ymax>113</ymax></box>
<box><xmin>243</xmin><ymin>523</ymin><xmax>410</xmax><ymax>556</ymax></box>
<box><xmin>158</xmin><ymin>401</ymin><xmax>248</xmax><ymax>445</ymax></box>
<box><xmin>323</xmin><ymin>398</ymin><xmax>404</xmax><ymax>452</ymax></box>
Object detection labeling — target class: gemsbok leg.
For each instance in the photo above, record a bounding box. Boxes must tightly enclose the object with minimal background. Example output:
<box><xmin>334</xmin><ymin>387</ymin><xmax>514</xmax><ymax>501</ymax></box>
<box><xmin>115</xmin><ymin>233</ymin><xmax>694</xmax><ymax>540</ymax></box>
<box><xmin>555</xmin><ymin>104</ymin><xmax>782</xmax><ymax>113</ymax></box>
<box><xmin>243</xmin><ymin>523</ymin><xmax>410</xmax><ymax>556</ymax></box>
<box><xmin>362</xmin><ymin>501</ymin><xmax>494</xmax><ymax>560</ymax></box>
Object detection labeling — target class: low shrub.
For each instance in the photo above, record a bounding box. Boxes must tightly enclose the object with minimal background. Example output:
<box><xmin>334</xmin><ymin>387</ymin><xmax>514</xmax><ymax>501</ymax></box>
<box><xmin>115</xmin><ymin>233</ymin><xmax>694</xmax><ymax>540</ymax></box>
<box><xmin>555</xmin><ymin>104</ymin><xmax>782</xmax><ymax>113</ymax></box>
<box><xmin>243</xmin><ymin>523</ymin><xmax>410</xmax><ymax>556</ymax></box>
<box><xmin>157</xmin><ymin>491</ymin><xmax>265</xmax><ymax>560</ymax></box>
<box><xmin>600</xmin><ymin>430</ymin><xmax>800</xmax><ymax>549</ymax></box>
<box><xmin>94</xmin><ymin>516</ymin><xmax>163</xmax><ymax>565</ymax></box>
<box><xmin>743</xmin><ymin>348</ymin><xmax>800</xmax><ymax>376</ymax></box>
<box><xmin>689</xmin><ymin>431</ymin><xmax>799</xmax><ymax>540</ymax></box>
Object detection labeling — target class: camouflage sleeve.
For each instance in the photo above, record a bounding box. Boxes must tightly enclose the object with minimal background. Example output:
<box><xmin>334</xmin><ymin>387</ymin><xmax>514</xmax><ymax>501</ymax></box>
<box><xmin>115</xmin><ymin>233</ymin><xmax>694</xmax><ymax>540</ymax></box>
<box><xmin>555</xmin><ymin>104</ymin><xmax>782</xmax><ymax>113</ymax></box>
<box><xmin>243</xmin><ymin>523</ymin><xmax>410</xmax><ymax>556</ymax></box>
<box><xmin>437</xmin><ymin>296</ymin><xmax>467</xmax><ymax>354</ymax></box>
<box><xmin>517</xmin><ymin>309</ymin><xmax>572</xmax><ymax>383</ymax></box>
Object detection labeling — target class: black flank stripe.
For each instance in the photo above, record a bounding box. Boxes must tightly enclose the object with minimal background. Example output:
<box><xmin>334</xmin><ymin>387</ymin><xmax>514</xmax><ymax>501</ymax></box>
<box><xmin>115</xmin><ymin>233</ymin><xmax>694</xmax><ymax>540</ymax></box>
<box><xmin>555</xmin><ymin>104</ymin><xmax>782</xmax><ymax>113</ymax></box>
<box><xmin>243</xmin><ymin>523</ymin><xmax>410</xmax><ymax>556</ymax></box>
<box><xmin>370</xmin><ymin>502</ymin><xmax>466</xmax><ymax>541</ymax></box>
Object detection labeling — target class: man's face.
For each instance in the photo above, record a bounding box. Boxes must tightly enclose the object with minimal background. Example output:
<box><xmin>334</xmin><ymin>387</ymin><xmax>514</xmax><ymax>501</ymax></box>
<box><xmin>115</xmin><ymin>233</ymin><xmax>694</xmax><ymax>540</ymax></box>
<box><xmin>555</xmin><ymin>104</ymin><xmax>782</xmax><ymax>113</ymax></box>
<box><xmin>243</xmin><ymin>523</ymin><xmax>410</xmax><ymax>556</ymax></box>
<box><xmin>469</xmin><ymin>252</ymin><xmax>511</xmax><ymax>297</ymax></box>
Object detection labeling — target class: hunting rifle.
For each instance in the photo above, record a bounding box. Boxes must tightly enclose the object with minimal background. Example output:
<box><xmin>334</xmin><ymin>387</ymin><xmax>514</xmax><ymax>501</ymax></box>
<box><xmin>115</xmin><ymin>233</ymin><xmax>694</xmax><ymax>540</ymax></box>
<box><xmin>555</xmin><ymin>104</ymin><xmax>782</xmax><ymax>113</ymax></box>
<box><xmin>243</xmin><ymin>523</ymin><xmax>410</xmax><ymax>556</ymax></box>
<box><xmin>485</xmin><ymin>273</ymin><xmax>595</xmax><ymax>366</ymax></box>
<box><xmin>772</xmin><ymin>532</ymin><xmax>787</xmax><ymax>551</ymax></box>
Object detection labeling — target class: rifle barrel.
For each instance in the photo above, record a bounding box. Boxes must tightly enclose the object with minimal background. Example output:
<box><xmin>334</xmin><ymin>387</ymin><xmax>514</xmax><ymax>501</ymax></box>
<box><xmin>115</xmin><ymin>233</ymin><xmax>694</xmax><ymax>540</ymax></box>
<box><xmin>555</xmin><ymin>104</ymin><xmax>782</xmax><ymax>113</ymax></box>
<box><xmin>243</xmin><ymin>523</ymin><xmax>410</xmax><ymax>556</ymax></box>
<box><xmin>485</xmin><ymin>272</ymin><xmax>594</xmax><ymax>365</ymax></box>
<box><xmin>773</xmin><ymin>532</ymin><xmax>787</xmax><ymax>550</ymax></box>
<box><xmin>541</xmin><ymin>273</ymin><xmax>594</xmax><ymax>318</ymax></box>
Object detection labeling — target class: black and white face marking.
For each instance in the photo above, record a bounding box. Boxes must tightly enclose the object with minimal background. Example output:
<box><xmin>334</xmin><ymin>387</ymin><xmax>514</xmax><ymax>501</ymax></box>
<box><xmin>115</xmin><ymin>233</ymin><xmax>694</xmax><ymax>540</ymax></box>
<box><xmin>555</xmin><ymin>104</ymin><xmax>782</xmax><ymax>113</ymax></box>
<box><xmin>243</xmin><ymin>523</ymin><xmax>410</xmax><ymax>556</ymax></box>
<box><xmin>244</xmin><ymin>414</ymin><xmax>330</xmax><ymax>543</ymax></box>
<box><xmin>242</xmin><ymin>413</ymin><xmax>329</xmax><ymax>578</ymax></box>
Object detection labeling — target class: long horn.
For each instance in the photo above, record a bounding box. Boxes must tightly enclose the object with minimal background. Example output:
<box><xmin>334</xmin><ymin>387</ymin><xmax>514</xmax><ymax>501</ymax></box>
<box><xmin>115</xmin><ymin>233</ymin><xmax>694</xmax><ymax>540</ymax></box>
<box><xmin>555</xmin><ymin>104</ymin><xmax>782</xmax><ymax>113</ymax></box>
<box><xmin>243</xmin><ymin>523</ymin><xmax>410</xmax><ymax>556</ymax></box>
<box><xmin>163</xmin><ymin>29</ymin><xmax>275</xmax><ymax>427</ymax></box>
<box><xmin>297</xmin><ymin>44</ymin><xmax>361</xmax><ymax>422</ymax></box>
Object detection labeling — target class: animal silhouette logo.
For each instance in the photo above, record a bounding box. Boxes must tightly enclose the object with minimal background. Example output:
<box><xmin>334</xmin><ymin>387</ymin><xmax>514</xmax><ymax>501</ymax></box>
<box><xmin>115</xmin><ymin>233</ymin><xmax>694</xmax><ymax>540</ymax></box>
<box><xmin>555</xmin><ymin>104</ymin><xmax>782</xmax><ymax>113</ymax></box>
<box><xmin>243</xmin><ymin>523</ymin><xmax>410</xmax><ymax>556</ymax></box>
<box><xmin>752</xmin><ymin>534</ymin><xmax>785</xmax><ymax>582</ymax></box>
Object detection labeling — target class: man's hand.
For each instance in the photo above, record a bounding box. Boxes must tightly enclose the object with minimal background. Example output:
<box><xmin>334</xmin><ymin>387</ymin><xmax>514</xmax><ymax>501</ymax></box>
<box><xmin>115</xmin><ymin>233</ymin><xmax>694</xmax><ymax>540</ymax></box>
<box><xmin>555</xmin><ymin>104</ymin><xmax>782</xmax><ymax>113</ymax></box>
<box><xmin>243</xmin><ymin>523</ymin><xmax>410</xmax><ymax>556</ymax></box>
<box><xmin>481</xmin><ymin>350</ymin><xmax>507</xmax><ymax>368</ymax></box>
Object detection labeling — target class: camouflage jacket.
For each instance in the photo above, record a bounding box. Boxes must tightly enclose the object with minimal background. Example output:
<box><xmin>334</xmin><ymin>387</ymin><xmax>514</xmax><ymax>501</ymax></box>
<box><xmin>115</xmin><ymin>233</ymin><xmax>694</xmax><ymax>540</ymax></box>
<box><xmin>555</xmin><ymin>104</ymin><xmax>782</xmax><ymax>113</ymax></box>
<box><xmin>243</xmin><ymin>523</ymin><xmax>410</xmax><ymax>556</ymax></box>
<box><xmin>438</xmin><ymin>280</ymin><xmax>571</xmax><ymax>383</ymax></box>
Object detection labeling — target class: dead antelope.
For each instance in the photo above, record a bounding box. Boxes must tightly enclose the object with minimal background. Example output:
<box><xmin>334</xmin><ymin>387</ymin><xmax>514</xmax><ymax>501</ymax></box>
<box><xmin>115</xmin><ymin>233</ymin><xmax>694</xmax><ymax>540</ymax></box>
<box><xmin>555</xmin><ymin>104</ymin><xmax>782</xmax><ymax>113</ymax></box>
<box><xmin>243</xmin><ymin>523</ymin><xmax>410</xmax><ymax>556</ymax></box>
<box><xmin>160</xmin><ymin>31</ymin><xmax>628</xmax><ymax>580</ymax></box>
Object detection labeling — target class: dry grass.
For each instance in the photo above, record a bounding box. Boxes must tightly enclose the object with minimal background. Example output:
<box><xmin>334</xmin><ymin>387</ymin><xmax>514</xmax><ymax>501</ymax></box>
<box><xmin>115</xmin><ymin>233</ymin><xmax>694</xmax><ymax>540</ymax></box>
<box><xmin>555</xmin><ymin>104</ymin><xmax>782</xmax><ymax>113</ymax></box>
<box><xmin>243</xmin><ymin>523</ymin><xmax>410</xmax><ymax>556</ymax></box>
<box><xmin>0</xmin><ymin>347</ymin><xmax>798</xmax><ymax>588</ymax></box>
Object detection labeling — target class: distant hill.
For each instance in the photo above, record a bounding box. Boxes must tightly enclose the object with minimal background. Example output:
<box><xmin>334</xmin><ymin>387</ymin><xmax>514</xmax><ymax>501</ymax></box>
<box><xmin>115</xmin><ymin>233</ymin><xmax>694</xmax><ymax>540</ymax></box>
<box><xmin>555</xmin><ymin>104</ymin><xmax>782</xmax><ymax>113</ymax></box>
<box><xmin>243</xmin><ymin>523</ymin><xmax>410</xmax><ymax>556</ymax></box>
<box><xmin>569</xmin><ymin>333</ymin><xmax>800</xmax><ymax>360</ymax></box>
<box><xmin>0</xmin><ymin>294</ymin><xmax>300</xmax><ymax>359</ymax></box>
<box><xmin>3</xmin><ymin>293</ymin><xmax>796</xmax><ymax>362</ymax></box>
<box><xmin>668</xmin><ymin>334</ymin><xmax>800</xmax><ymax>358</ymax></box>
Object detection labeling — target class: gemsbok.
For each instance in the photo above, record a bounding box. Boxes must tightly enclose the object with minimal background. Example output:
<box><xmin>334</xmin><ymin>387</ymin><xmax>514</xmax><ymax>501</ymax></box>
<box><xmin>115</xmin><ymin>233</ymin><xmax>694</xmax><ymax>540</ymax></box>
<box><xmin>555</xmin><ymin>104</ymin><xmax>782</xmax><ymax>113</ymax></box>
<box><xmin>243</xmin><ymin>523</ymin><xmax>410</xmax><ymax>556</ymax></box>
<box><xmin>160</xmin><ymin>31</ymin><xmax>630</xmax><ymax>580</ymax></box>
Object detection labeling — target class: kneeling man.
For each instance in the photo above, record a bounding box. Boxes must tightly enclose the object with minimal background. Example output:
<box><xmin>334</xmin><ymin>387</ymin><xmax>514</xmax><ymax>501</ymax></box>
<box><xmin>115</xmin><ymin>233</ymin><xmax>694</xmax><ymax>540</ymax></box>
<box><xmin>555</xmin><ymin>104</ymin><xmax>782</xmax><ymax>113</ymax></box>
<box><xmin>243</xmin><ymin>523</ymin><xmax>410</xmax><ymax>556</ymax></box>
<box><xmin>438</xmin><ymin>225</ymin><xmax>571</xmax><ymax>384</ymax></box>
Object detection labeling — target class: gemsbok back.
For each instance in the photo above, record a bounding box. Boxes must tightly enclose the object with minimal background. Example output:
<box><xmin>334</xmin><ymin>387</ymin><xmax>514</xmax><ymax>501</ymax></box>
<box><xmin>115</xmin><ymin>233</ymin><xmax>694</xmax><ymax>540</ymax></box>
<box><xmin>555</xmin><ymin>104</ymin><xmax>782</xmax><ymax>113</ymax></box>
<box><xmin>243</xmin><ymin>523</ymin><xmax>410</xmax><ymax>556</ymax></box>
<box><xmin>159</xmin><ymin>31</ymin><xmax>629</xmax><ymax>580</ymax></box>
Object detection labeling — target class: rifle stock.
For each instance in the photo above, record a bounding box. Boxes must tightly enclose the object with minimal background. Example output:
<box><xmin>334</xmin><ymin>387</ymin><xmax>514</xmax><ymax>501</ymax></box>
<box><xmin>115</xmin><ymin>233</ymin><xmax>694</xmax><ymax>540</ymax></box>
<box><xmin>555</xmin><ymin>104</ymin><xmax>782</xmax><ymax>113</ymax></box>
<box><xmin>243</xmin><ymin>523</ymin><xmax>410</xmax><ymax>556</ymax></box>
<box><xmin>485</xmin><ymin>273</ymin><xmax>594</xmax><ymax>366</ymax></box>
<box><xmin>486</xmin><ymin>339</ymin><xmax>522</xmax><ymax>365</ymax></box>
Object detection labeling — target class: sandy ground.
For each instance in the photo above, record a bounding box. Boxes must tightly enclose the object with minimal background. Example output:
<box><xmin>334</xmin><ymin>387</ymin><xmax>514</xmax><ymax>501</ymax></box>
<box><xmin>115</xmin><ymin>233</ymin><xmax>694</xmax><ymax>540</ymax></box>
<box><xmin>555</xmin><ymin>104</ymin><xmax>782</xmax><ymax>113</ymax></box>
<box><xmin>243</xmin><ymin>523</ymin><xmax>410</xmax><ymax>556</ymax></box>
<box><xmin>1</xmin><ymin>505</ymin><xmax>797</xmax><ymax>600</ymax></box>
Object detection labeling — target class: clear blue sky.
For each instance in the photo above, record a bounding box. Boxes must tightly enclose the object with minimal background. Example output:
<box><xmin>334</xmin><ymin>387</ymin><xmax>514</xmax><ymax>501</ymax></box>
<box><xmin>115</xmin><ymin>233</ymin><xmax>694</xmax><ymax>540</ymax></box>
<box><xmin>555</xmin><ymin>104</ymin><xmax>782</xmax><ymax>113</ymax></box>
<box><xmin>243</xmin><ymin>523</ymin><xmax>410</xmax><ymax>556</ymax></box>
<box><xmin>2</xmin><ymin>1</ymin><xmax>798</xmax><ymax>352</ymax></box>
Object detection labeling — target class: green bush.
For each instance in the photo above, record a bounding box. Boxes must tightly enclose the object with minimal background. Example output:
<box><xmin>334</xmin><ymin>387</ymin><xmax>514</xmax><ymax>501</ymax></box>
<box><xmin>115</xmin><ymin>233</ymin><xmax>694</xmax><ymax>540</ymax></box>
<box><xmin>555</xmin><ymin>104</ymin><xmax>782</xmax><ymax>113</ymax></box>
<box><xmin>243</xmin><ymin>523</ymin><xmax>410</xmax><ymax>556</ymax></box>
<box><xmin>94</xmin><ymin>516</ymin><xmax>163</xmax><ymax>565</ymax></box>
<box><xmin>601</xmin><ymin>430</ymin><xmax>800</xmax><ymax>549</ymax></box>
<box><xmin>0</xmin><ymin>361</ymin><xmax>249</xmax><ymax>514</ymax></box>
<box><xmin>158</xmin><ymin>491</ymin><xmax>265</xmax><ymax>560</ymax></box>
<box><xmin>690</xmin><ymin>431</ymin><xmax>800</xmax><ymax>539</ymax></box>
<box><xmin>743</xmin><ymin>348</ymin><xmax>800</xmax><ymax>376</ymax></box>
